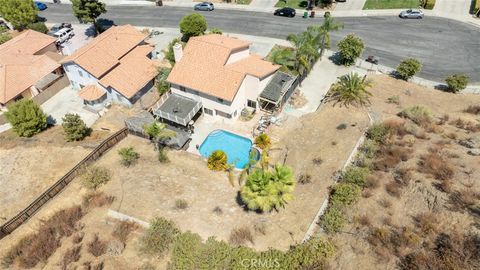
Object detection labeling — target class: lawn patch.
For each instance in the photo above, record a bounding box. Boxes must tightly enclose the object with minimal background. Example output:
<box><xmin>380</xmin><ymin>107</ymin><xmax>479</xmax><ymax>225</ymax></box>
<box><xmin>364</xmin><ymin>0</ymin><xmax>420</xmax><ymax>9</ymax></box>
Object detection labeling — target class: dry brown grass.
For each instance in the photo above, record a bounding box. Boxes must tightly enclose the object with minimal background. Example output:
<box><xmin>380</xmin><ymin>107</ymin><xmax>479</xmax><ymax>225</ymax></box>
<box><xmin>2</xmin><ymin>206</ymin><xmax>83</xmax><ymax>268</ymax></box>
<box><xmin>418</xmin><ymin>151</ymin><xmax>455</xmax><ymax>181</ymax></box>
<box><xmin>464</xmin><ymin>105</ymin><xmax>480</xmax><ymax>115</ymax></box>
<box><xmin>414</xmin><ymin>212</ymin><xmax>438</xmax><ymax>236</ymax></box>
<box><xmin>362</xmin><ymin>189</ymin><xmax>373</xmax><ymax>198</ymax></box>
<box><xmin>373</xmin><ymin>145</ymin><xmax>413</xmax><ymax>172</ymax></box>
<box><xmin>59</xmin><ymin>245</ymin><xmax>81</xmax><ymax>270</ymax></box>
<box><xmin>87</xmin><ymin>234</ymin><xmax>107</xmax><ymax>257</ymax></box>
<box><xmin>394</xmin><ymin>167</ymin><xmax>413</xmax><ymax>186</ymax></box>
<box><xmin>449</xmin><ymin>189</ymin><xmax>477</xmax><ymax>212</ymax></box>
<box><xmin>112</xmin><ymin>220</ymin><xmax>139</xmax><ymax>244</ymax></box>
<box><xmin>379</xmin><ymin>198</ymin><xmax>392</xmax><ymax>208</ymax></box>
<box><xmin>229</xmin><ymin>226</ymin><xmax>254</xmax><ymax>246</ymax></box>
<box><xmin>356</xmin><ymin>215</ymin><xmax>371</xmax><ymax>227</ymax></box>
<box><xmin>82</xmin><ymin>192</ymin><xmax>115</xmax><ymax>209</ymax></box>
<box><xmin>450</xmin><ymin>118</ymin><xmax>480</xmax><ymax>132</ymax></box>
<box><xmin>365</xmin><ymin>174</ymin><xmax>380</xmax><ymax>189</ymax></box>
<box><xmin>385</xmin><ymin>181</ymin><xmax>402</xmax><ymax>198</ymax></box>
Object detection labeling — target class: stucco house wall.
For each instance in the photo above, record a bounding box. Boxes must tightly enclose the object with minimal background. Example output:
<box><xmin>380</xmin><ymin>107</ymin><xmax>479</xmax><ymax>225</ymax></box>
<box><xmin>35</xmin><ymin>43</ymin><xmax>57</xmax><ymax>55</ymax></box>
<box><xmin>63</xmin><ymin>63</ymin><xmax>99</xmax><ymax>90</ymax></box>
<box><xmin>225</xmin><ymin>48</ymin><xmax>249</xmax><ymax>65</ymax></box>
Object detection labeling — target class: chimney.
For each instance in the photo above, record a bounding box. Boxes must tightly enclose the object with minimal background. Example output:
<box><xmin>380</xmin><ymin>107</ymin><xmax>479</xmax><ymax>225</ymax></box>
<box><xmin>173</xmin><ymin>43</ymin><xmax>183</xmax><ymax>63</ymax></box>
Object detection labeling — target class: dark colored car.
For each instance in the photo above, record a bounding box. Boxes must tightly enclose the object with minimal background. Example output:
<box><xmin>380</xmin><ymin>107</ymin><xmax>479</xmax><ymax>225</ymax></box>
<box><xmin>35</xmin><ymin>2</ymin><xmax>47</xmax><ymax>11</ymax></box>
<box><xmin>274</xmin><ymin>7</ymin><xmax>296</xmax><ymax>17</ymax></box>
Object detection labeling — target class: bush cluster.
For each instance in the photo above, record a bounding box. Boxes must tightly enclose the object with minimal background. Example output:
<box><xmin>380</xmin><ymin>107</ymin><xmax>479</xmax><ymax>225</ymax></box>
<box><xmin>81</xmin><ymin>166</ymin><xmax>111</xmax><ymax>190</ymax></box>
<box><xmin>118</xmin><ymin>147</ymin><xmax>140</xmax><ymax>167</ymax></box>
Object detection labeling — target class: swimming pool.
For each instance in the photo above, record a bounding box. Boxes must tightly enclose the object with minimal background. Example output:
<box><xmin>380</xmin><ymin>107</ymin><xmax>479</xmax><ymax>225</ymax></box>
<box><xmin>199</xmin><ymin>130</ymin><xmax>257</xmax><ymax>169</ymax></box>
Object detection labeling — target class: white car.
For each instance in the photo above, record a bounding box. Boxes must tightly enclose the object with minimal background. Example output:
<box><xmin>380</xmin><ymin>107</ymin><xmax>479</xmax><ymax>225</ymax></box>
<box><xmin>399</xmin><ymin>9</ymin><xmax>424</xmax><ymax>19</ymax></box>
<box><xmin>53</xmin><ymin>28</ymin><xmax>74</xmax><ymax>45</ymax></box>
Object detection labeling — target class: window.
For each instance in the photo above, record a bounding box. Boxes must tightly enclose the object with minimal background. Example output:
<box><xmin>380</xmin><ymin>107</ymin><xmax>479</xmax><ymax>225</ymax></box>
<box><xmin>215</xmin><ymin>110</ymin><xmax>231</xmax><ymax>119</ymax></box>
<box><xmin>78</xmin><ymin>70</ymin><xmax>83</xmax><ymax>77</ymax></box>
<box><xmin>179</xmin><ymin>86</ymin><xmax>186</xmax><ymax>92</ymax></box>
<box><xmin>204</xmin><ymin>108</ymin><xmax>213</xmax><ymax>115</ymax></box>
<box><xmin>217</xmin><ymin>98</ymin><xmax>224</xmax><ymax>103</ymax></box>
<box><xmin>247</xmin><ymin>99</ymin><xmax>257</xmax><ymax>108</ymax></box>
<box><xmin>233</xmin><ymin>110</ymin><xmax>237</xmax><ymax>117</ymax></box>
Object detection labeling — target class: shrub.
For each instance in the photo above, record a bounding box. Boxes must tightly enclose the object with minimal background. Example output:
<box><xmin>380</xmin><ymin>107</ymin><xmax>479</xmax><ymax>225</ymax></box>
<box><xmin>341</xmin><ymin>166</ymin><xmax>369</xmax><ymax>187</ymax></box>
<box><xmin>26</xmin><ymin>22</ymin><xmax>48</xmax><ymax>33</ymax></box>
<box><xmin>396</xmin><ymin>58</ymin><xmax>422</xmax><ymax>80</ymax></box>
<box><xmin>379</xmin><ymin>198</ymin><xmax>392</xmax><ymax>208</ymax></box>
<box><xmin>81</xmin><ymin>166</ymin><xmax>111</xmax><ymax>190</ymax></box>
<box><xmin>321</xmin><ymin>206</ymin><xmax>346</xmax><ymax>233</ymax></box>
<box><xmin>158</xmin><ymin>146</ymin><xmax>169</xmax><ymax>163</ymax></box>
<box><xmin>337</xmin><ymin>34</ymin><xmax>364</xmax><ymax>66</ymax></box>
<box><xmin>287</xmin><ymin>237</ymin><xmax>335</xmax><ymax>267</ymax></box>
<box><xmin>386</xmin><ymin>95</ymin><xmax>400</xmax><ymax>105</ymax></box>
<box><xmin>179</xmin><ymin>13</ymin><xmax>207</xmax><ymax>42</ymax></box>
<box><xmin>229</xmin><ymin>227</ymin><xmax>254</xmax><ymax>246</ymax></box>
<box><xmin>336</xmin><ymin>123</ymin><xmax>348</xmax><ymax>130</ymax></box>
<box><xmin>330</xmin><ymin>183</ymin><xmax>361</xmax><ymax>207</ymax></box>
<box><xmin>398</xmin><ymin>106</ymin><xmax>432</xmax><ymax>127</ymax></box>
<box><xmin>156</xmin><ymin>67</ymin><xmax>172</xmax><ymax>95</ymax></box>
<box><xmin>394</xmin><ymin>167</ymin><xmax>413</xmax><ymax>186</ymax></box>
<box><xmin>254</xmin><ymin>133</ymin><xmax>271</xmax><ymax>150</ymax></box>
<box><xmin>373</xmin><ymin>144</ymin><xmax>413</xmax><ymax>171</ymax></box>
<box><xmin>356</xmin><ymin>215</ymin><xmax>371</xmax><ymax>227</ymax></box>
<box><xmin>365</xmin><ymin>175</ymin><xmax>380</xmax><ymax>189</ymax></box>
<box><xmin>62</xmin><ymin>113</ymin><xmax>89</xmax><ymax>142</ymax></box>
<box><xmin>118</xmin><ymin>147</ymin><xmax>139</xmax><ymax>167</ymax></box>
<box><xmin>0</xmin><ymin>26</ymin><xmax>12</xmax><ymax>45</ymax></box>
<box><xmin>445</xmin><ymin>74</ymin><xmax>468</xmax><ymax>93</ymax></box>
<box><xmin>5</xmin><ymin>99</ymin><xmax>47</xmax><ymax>137</ymax></box>
<box><xmin>464</xmin><ymin>105</ymin><xmax>480</xmax><ymax>115</ymax></box>
<box><xmin>298</xmin><ymin>173</ymin><xmax>312</xmax><ymax>184</ymax></box>
<box><xmin>207</xmin><ymin>150</ymin><xmax>228</xmax><ymax>171</ymax></box>
<box><xmin>164</xmin><ymin>38</ymin><xmax>181</xmax><ymax>65</ymax></box>
<box><xmin>418</xmin><ymin>152</ymin><xmax>454</xmax><ymax>181</ymax></box>
<box><xmin>385</xmin><ymin>181</ymin><xmax>402</xmax><ymax>198</ymax></box>
<box><xmin>209</xmin><ymin>27</ymin><xmax>222</xmax><ymax>34</ymax></box>
<box><xmin>112</xmin><ymin>221</ymin><xmax>138</xmax><ymax>244</ymax></box>
<box><xmin>366</xmin><ymin>123</ymin><xmax>391</xmax><ymax>143</ymax></box>
<box><xmin>414</xmin><ymin>212</ymin><xmax>438</xmax><ymax>235</ymax></box>
<box><xmin>2</xmin><ymin>206</ymin><xmax>83</xmax><ymax>268</ymax></box>
<box><xmin>82</xmin><ymin>192</ymin><xmax>114</xmax><ymax>209</ymax></box>
<box><xmin>87</xmin><ymin>234</ymin><xmax>107</xmax><ymax>257</ymax></box>
<box><xmin>140</xmin><ymin>217</ymin><xmax>180</xmax><ymax>255</ymax></box>
<box><xmin>174</xmin><ymin>199</ymin><xmax>189</xmax><ymax>210</ymax></box>
<box><xmin>60</xmin><ymin>245</ymin><xmax>81</xmax><ymax>270</ymax></box>
<box><xmin>168</xmin><ymin>231</ymin><xmax>203</xmax><ymax>269</ymax></box>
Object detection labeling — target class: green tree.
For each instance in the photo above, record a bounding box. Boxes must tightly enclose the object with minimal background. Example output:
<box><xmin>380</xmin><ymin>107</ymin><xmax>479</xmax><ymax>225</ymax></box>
<box><xmin>308</xmin><ymin>16</ymin><xmax>343</xmax><ymax>59</ymax></box>
<box><xmin>26</xmin><ymin>22</ymin><xmax>48</xmax><ymax>33</ymax></box>
<box><xmin>0</xmin><ymin>0</ymin><xmax>37</xmax><ymax>30</ymax></box>
<box><xmin>71</xmin><ymin>0</ymin><xmax>106</xmax><ymax>35</ymax></box>
<box><xmin>445</xmin><ymin>74</ymin><xmax>468</xmax><ymax>93</ymax></box>
<box><xmin>207</xmin><ymin>150</ymin><xmax>228</xmax><ymax>171</ymax></box>
<box><xmin>62</xmin><ymin>113</ymin><xmax>89</xmax><ymax>142</ymax></box>
<box><xmin>179</xmin><ymin>13</ymin><xmax>207</xmax><ymax>42</ymax></box>
<box><xmin>5</xmin><ymin>99</ymin><xmax>47</xmax><ymax>137</ymax></box>
<box><xmin>240</xmin><ymin>165</ymin><xmax>295</xmax><ymax>212</ymax></box>
<box><xmin>209</xmin><ymin>28</ymin><xmax>222</xmax><ymax>34</ymax></box>
<box><xmin>337</xmin><ymin>34</ymin><xmax>364</xmax><ymax>66</ymax></box>
<box><xmin>287</xmin><ymin>31</ymin><xmax>318</xmax><ymax>74</ymax></box>
<box><xmin>396</xmin><ymin>58</ymin><xmax>422</xmax><ymax>81</ymax></box>
<box><xmin>0</xmin><ymin>26</ymin><xmax>12</xmax><ymax>45</ymax></box>
<box><xmin>118</xmin><ymin>147</ymin><xmax>139</xmax><ymax>167</ymax></box>
<box><xmin>140</xmin><ymin>217</ymin><xmax>180</xmax><ymax>255</ymax></box>
<box><xmin>330</xmin><ymin>72</ymin><xmax>373</xmax><ymax>107</ymax></box>
<box><xmin>254</xmin><ymin>133</ymin><xmax>271</xmax><ymax>150</ymax></box>
<box><xmin>269</xmin><ymin>47</ymin><xmax>296</xmax><ymax>73</ymax></box>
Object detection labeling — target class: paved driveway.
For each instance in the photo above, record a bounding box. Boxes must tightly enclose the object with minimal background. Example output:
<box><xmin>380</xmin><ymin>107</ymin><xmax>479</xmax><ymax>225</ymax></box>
<box><xmin>334</xmin><ymin>0</ymin><xmax>366</xmax><ymax>11</ymax></box>
<box><xmin>41</xmin><ymin>86</ymin><xmax>99</xmax><ymax>127</ymax></box>
<box><xmin>434</xmin><ymin>0</ymin><xmax>471</xmax><ymax>18</ymax></box>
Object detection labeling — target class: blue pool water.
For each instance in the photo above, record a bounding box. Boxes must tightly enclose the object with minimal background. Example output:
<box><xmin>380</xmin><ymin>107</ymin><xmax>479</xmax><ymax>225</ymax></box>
<box><xmin>199</xmin><ymin>130</ymin><xmax>256</xmax><ymax>169</ymax></box>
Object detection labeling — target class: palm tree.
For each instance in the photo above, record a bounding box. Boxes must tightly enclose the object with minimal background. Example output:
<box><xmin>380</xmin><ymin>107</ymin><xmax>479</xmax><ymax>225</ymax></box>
<box><xmin>270</xmin><ymin>47</ymin><xmax>296</xmax><ymax>73</ymax></box>
<box><xmin>330</xmin><ymin>73</ymin><xmax>373</xmax><ymax>107</ymax></box>
<box><xmin>143</xmin><ymin>121</ymin><xmax>176</xmax><ymax>150</ymax></box>
<box><xmin>308</xmin><ymin>16</ymin><xmax>343</xmax><ymax>59</ymax></box>
<box><xmin>287</xmin><ymin>32</ymin><xmax>318</xmax><ymax>75</ymax></box>
<box><xmin>240</xmin><ymin>165</ymin><xmax>295</xmax><ymax>212</ymax></box>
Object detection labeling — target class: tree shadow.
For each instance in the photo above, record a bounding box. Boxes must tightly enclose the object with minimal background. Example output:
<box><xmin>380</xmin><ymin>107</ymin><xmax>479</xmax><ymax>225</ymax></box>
<box><xmin>328</xmin><ymin>52</ymin><xmax>343</xmax><ymax>66</ymax></box>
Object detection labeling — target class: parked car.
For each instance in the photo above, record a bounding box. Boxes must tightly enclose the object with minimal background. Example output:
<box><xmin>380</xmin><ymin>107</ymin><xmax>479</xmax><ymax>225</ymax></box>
<box><xmin>53</xmin><ymin>28</ymin><xmax>74</xmax><ymax>45</ymax></box>
<box><xmin>399</xmin><ymin>9</ymin><xmax>424</xmax><ymax>19</ymax></box>
<box><xmin>274</xmin><ymin>7</ymin><xmax>296</xmax><ymax>18</ymax></box>
<box><xmin>48</xmin><ymin>23</ymin><xmax>72</xmax><ymax>36</ymax></box>
<box><xmin>34</xmin><ymin>1</ymin><xmax>47</xmax><ymax>11</ymax></box>
<box><xmin>194</xmin><ymin>2</ymin><xmax>214</xmax><ymax>11</ymax></box>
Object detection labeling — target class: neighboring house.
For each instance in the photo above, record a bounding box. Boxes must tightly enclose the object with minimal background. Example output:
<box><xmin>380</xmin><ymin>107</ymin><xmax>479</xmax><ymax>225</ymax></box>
<box><xmin>0</xmin><ymin>30</ymin><xmax>63</xmax><ymax>109</ymax></box>
<box><xmin>153</xmin><ymin>34</ymin><xmax>294</xmax><ymax>127</ymax></box>
<box><xmin>61</xmin><ymin>25</ymin><xmax>159</xmax><ymax>108</ymax></box>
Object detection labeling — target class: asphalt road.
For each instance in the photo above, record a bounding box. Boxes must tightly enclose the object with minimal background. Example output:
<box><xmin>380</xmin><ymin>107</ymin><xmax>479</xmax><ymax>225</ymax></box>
<box><xmin>40</xmin><ymin>5</ymin><xmax>480</xmax><ymax>83</ymax></box>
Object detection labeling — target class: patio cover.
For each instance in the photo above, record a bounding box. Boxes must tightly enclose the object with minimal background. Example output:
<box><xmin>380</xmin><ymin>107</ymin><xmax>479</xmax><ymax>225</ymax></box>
<box><xmin>152</xmin><ymin>92</ymin><xmax>202</xmax><ymax>126</ymax></box>
<box><xmin>259</xmin><ymin>71</ymin><xmax>296</xmax><ymax>106</ymax></box>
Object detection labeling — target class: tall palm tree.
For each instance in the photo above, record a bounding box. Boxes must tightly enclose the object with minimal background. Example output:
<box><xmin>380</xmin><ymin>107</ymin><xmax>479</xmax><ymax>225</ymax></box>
<box><xmin>330</xmin><ymin>73</ymin><xmax>373</xmax><ymax>107</ymax></box>
<box><xmin>269</xmin><ymin>47</ymin><xmax>296</xmax><ymax>73</ymax></box>
<box><xmin>287</xmin><ymin>32</ymin><xmax>318</xmax><ymax>75</ymax></box>
<box><xmin>308</xmin><ymin>16</ymin><xmax>343</xmax><ymax>59</ymax></box>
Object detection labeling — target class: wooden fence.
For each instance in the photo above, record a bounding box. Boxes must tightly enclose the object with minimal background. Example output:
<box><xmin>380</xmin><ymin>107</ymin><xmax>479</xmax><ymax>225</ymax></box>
<box><xmin>0</xmin><ymin>128</ymin><xmax>129</xmax><ymax>240</ymax></box>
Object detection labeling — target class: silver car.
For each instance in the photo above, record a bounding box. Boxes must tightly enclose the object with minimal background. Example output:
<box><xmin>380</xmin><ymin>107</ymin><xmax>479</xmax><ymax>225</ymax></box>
<box><xmin>399</xmin><ymin>9</ymin><xmax>424</xmax><ymax>19</ymax></box>
<box><xmin>194</xmin><ymin>2</ymin><xmax>214</xmax><ymax>11</ymax></box>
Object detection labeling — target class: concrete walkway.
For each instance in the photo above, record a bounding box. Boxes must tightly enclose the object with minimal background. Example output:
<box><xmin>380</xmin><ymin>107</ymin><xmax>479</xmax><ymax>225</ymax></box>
<box><xmin>434</xmin><ymin>0</ymin><xmax>471</xmax><ymax>19</ymax></box>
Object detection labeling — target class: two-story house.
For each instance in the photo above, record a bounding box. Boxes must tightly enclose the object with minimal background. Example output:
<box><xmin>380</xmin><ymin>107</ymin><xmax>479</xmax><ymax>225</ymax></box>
<box><xmin>61</xmin><ymin>25</ymin><xmax>159</xmax><ymax>108</ymax></box>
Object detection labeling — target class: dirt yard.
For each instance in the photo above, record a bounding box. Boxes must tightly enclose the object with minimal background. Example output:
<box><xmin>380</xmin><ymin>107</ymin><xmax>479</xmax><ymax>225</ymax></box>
<box><xmin>329</xmin><ymin>75</ymin><xmax>480</xmax><ymax>270</ymax></box>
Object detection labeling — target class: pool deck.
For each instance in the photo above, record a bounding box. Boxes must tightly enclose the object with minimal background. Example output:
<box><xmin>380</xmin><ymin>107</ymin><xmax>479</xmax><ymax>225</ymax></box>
<box><xmin>187</xmin><ymin>112</ymin><xmax>266</xmax><ymax>155</ymax></box>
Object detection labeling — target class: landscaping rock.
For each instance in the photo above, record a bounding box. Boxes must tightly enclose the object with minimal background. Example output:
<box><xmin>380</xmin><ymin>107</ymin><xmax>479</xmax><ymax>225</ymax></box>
<box><xmin>467</xmin><ymin>149</ymin><xmax>480</xmax><ymax>156</ymax></box>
